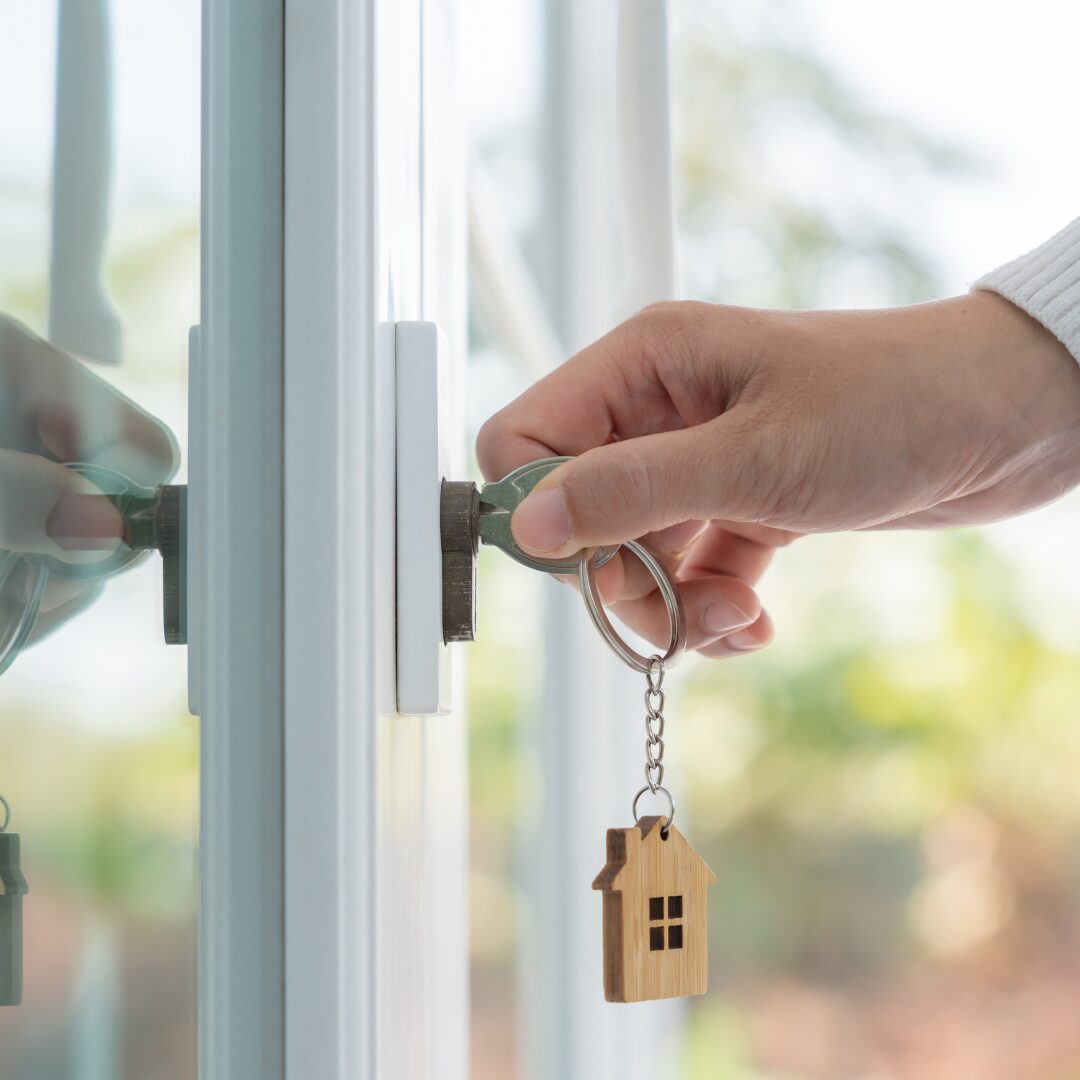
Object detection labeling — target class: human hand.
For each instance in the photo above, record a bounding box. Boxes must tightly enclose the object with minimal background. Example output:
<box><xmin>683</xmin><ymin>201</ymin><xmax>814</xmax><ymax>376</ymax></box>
<box><xmin>0</xmin><ymin>316</ymin><xmax>178</xmax><ymax>642</ymax></box>
<box><xmin>476</xmin><ymin>292</ymin><xmax>1080</xmax><ymax>657</ymax></box>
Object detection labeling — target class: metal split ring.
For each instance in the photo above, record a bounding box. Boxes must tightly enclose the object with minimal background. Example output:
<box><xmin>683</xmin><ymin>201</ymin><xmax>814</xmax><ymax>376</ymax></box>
<box><xmin>578</xmin><ymin>540</ymin><xmax>686</xmax><ymax>673</ymax></box>
<box><xmin>0</xmin><ymin>794</ymin><xmax>9</xmax><ymax>833</ymax></box>
<box><xmin>632</xmin><ymin>784</ymin><xmax>675</xmax><ymax>835</ymax></box>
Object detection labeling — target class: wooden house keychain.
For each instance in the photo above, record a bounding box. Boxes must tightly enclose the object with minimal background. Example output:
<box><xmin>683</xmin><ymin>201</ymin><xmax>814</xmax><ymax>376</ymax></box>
<box><xmin>578</xmin><ymin>541</ymin><xmax>717</xmax><ymax>1003</ymax></box>
<box><xmin>448</xmin><ymin>454</ymin><xmax>717</xmax><ymax>1003</ymax></box>
<box><xmin>0</xmin><ymin>794</ymin><xmax>28</xmax><ymax>1006</ymax></box>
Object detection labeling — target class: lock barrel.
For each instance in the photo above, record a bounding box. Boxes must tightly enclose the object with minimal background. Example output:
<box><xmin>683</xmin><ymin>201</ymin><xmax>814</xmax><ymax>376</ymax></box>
<box><xmin>440</xmin><ymin>481</ymin><xmax>479</xmax><ymax>642</ymax></box>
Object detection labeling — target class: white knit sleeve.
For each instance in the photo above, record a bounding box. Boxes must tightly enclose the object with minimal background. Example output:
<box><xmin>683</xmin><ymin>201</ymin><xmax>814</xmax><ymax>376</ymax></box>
<box><xmin>973</xmin><ymin>217</ymin><xmax>1080</xmax><ymax>363</ymax></box>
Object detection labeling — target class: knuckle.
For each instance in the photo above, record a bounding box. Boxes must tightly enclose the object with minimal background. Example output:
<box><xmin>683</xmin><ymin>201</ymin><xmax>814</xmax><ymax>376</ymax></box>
<box><xmin>626</xmin><ymin>302</ymin><xmax>758</xmax><ymax>417</ymax></box>
<box><xmin>474</xmin><ymin>413</ymin><xmax>510</xmax><ymax>480</ymax></box>
<box><xmin>630</xmin><ymin>302</ymin><xmax>707</xmax><ymax>364</ymax></box>
<box><xmin>633</xmin><ymin>300</ymin><xmax>683</xmax><ymax>329</ymax></box>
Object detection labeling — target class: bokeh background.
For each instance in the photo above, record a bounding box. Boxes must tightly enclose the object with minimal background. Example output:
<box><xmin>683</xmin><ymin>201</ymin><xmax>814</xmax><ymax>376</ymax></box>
<box><xmin>1</xmin><ymin>1</ymin><xmax>1080</xmax><ymax>1079</ymax></box>
<box><xmin>465</xmin><ymin>2</ymin><xmax>1080</xmax><ymax>1079</ymax></box>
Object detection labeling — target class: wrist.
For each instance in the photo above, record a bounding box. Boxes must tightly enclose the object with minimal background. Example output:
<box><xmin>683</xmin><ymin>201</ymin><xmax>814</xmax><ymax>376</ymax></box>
<box><xmin>957</xmin><ymin>291</ymin><xmax>1080</xmax><ymax>494</ymax></box>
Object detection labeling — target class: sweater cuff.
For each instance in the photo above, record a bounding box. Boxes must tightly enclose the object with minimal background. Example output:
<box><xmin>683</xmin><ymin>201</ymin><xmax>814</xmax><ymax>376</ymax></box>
<box><xmin>973</xmin><ymin>217</ymin><xmax>1080</xmax><ymax>364</ymax></box>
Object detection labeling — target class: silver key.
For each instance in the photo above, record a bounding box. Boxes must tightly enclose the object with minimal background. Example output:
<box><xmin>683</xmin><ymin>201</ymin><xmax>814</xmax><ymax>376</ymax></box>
<box><xmin>477</xmin><ymin>457</ymin><xmax>618</xmax><ymax>574</ymax></box>
<box><xmin>438</xmin><ymin>457</ymin><xmax>619</xmax><ymax>643</ymax></box>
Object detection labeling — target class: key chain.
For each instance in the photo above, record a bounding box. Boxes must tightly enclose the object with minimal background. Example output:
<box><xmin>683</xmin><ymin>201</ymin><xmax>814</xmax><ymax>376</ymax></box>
<box><xmin>0</xmin><ymin>794</ymin><xmax>28</xmax><ymax>1006</ymax></box>
<box><xmin>581</xmin><ymin>541</ymin><xmax>717</xmax><ymax>1003</ymax></box>
<box><xmin>469</xmin><ymin>456</ymin><xmax>717</xmax><ymax>1002</ymax></box>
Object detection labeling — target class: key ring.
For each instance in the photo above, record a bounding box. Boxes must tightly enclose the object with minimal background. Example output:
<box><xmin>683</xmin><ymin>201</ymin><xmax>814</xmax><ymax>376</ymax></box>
<box><xmin>631</xmin><ymin>784</ymin><xmax>675</xmax><ymax>833</ymax></box>
<box><xmin>577</xmin><ymin>540</ymin><xmax>686</xmax><ymax>673</ymax></box>
<box><xmin>0</xmin><ymin>795</ymin><xmax>9</xmax><ymax>833</ymax></box>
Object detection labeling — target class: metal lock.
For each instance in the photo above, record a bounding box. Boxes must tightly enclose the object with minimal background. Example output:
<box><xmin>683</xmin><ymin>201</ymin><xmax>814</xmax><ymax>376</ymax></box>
<box><xmin>437</xmin><ymin>458</ymin><xmax>617</xmax><ymax>643</ymax></box>
<box><xmin>394</xmin><ymin>324</ymin><xmax>623</xmax><ymax>715</ymax></box>
<box><xmin>117</xmin><ymin>483</ymin><xmax>188</xmax><ymax>645</ymax></box>
<box><xmin>0</xmin><ymin>468</ymin><xmax>187</xmax><ymax>680</ymax></box>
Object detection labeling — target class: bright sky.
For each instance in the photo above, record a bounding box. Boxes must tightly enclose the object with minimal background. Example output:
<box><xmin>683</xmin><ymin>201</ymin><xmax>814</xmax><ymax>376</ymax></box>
<box><xmin>806</xmin><ymin>0</ymin><xmax>1080</xmax><ymax>288</ymax></box>
<box><xmin>464</xmin><ymin>0</ymin><xmax>1080</xmax><ymax>290</ymax></box>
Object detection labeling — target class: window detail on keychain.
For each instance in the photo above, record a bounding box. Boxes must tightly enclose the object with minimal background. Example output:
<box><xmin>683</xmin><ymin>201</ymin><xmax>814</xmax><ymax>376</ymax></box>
<box><xmin>648</xmin><ymin>895</ymin><xmax>684</xmax><ymax>951</ymax></box>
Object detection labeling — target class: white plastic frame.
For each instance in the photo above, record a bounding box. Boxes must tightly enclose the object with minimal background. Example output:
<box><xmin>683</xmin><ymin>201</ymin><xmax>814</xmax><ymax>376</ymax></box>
<box><xmin>198</xmin><ymin>2</ymin><xmax>466</xmax><ymax>1079</ymax></box>
<box><xmin>396</xmin><ymin>321</ymin><xmax>451</xmax><ymax>716</ymax></box>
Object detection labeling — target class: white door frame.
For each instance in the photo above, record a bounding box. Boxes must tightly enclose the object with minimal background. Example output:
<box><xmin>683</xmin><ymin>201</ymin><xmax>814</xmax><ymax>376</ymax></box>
<box><xmin>198</xmin><ymin>2</ymin><xmax>467</xmax><ymax>1077</ymax></box>
<box><xmin>196</xmin><ymin>1</ymin><xmax>285</xmax><ymax>1076</ymax></box>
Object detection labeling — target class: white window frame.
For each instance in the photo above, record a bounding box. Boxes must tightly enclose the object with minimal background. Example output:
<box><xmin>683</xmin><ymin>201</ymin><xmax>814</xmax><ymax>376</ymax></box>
<box><xmin>197</xmin><ymin>2</ymin><xmax>467</xmax><ymax>1078</ymax></box>
<box><xmin>196</xmin><ymin>2</ymin><xmax>285</xmax><ymax>1076</ymax></box>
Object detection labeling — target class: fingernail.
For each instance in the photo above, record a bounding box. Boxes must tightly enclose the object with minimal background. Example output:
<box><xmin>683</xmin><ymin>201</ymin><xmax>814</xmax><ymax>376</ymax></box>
<box><xmin>702</xmin><ymin>599</ymin><xmax>755</xmax><ymax>636</ymax></box>
<box><xmin>512</xmin><ymin>487</ymin><xmax>572</xmax><ymax>553</ymax></box>
<box><xmin>46</xmin><ymin>494</ymin><xmax>123</xmax><ymax>551</ymax></box>
<box><xmin>725</xmin><ymin>626</ymin><xmax>764</xmax><ymax>651</ymax></box>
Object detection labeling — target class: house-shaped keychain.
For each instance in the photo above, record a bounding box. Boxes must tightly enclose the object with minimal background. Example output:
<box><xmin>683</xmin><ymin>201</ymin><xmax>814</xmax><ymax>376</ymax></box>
<box><xmin>592</xmin><ymin>816</ymin><xmax>716</xmax><ymax>1002</ymax></box>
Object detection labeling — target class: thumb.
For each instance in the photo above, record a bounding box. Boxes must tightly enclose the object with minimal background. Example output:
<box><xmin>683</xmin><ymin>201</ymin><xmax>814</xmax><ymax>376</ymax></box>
<box><xmin>510</xmin><ymin>422</ymin><xmax>755</xmax><ymax>556</ymax></box>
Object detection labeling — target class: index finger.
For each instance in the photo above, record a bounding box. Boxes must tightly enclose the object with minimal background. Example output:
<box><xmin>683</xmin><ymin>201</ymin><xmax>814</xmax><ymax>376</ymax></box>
<box><xmin>475</xmin><ymin>303</ymin><xmax>726</xmax><ymax>481</ymax></box>
<box><xmin>0</xmin><ymin>316</ymin><xmax>179</xmax><ymax>485</ymax></box>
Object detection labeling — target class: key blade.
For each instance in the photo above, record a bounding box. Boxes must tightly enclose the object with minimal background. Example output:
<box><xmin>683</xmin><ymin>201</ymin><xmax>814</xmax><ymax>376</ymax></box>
<box><xmin>478</xmin><ymin>457</ymin><xmax>619</xmax><ymax>575</ymax></box>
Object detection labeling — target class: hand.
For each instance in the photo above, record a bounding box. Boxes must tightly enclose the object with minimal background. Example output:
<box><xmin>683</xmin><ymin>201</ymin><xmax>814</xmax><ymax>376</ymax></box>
<box><xmin>0</xmin><ymin>316</ymin><xmax>178</xmax><ymax>642</ymax></box>
<box><xmin>476</xmin><ymin>292</ymin><xmax>1080</xmax><ymax>657</ymax></box>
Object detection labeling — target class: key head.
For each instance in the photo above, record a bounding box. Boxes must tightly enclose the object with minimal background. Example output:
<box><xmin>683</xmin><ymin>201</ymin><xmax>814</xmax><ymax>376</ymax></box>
<box><xmin>478</xmin><ymin>457</ymin><xmax>618</xmax><ymax>575</ymax></box>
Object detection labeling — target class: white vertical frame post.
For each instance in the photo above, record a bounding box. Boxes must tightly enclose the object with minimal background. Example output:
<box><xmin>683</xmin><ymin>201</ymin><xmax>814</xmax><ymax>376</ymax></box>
<box><xmin>283</xmin><ymin>4</ymin><xmax>467</xmax><ymax>1080</ymax></box>
<box><xmin>199</xmin><ymin>1</ymin><xmax>466</xmax><ymax>1077</ymax></box>
<box><xmin>396</xmin><ymin>322</ymin><xmax>451</xmax><ymax>717</ymax></box>
<box><xmin>198</xmin><ymin>1</ymin><xmax>285</xmax><ymax>1077</ymax></box>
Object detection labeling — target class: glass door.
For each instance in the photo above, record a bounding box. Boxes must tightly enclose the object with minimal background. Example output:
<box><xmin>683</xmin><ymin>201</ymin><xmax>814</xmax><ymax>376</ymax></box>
<box><xmin>0</xmin><ymin>2</ymin><xmax>199</xmax><ymax>1076</ymax></box>
<box><xmin>1</xmin><ymin>2</ymin><xmax>470</xmax><ymax>1077</ymax></box>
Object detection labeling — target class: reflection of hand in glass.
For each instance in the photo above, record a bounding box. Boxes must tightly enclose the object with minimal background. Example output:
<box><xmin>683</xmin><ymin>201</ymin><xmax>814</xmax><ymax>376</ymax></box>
<box><xmin>0</xmin><ymin>315</ymin><xmax>178</xmax><ymax>642</ymax></box>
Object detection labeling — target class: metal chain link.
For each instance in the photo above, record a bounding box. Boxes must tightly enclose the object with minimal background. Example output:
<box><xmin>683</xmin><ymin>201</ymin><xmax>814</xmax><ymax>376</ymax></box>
<box><xmin>633</xmin><ymin>654</ymin><xmax>676</xmax><ymax>834</ymax></box>
<box><xmin>643</xmin><ymin>655</ymin><xmax>666</xmax><ymax>792</ymax></box>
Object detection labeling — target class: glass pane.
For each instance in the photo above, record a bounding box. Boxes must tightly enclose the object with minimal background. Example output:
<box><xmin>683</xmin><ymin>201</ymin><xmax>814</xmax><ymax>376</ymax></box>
<box><xmin>0</xmin><ymin>2</ymin><xmax>198</xmax><ymax>1076</ymax></box>
<box><xmin>465</xmin><ymin>1</ymin><xmax>1080</xmax><ymax>1078</ymax></box>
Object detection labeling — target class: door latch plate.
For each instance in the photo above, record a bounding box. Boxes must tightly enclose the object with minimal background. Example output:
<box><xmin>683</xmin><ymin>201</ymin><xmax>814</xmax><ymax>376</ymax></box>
<box><xmin>395</xmin><ymin>321</ymin><xmax>452</xmax><ymax>715</ymax></box>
